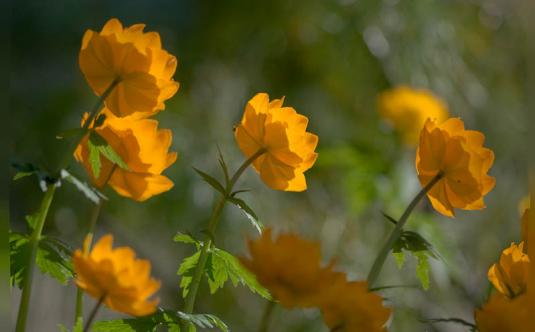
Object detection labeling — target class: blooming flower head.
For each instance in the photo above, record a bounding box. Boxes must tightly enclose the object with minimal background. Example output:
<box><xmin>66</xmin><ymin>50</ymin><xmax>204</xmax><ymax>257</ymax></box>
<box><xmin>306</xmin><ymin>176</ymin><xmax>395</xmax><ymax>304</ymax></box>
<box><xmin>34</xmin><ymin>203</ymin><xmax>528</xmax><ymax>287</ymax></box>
<box><xmin>240</xmin><ymin>229</ymin><xmax>339</xmax><ymax>308</ymax></box>
<box><xmin>416</xmin><ymin>118</ymin><xmax>495</xmax><ymax>217</ymax></box>
<box><xmin>488</xmin><ymin>242</ymin><xmax>530</xmax><ymax>298</ymax></box>
<box><xmin>79</xmin><ymin>18</ymin><xmax>179</xmax><ymax>118</ymax></box>
<box><xmin>320</xmin><ymin>279</ymin><xmax>391</xmax><ymax>332</ymax></box>
<box><xmin>475</xmin><ymin>292</ymin><xmax>533</xmax><ymax>332</ymax></box>
<box><xmin>74</xmin><ymin>109</ymin><xmax>177</xmax><ymax>201</ymax></box>
<box><xmin>73</xmin><ymin>234</ymin><xmax>160</xmax><ymax>316</ymax></box>
<box><xmin>234</xmin><ymin>93</ymin><xmax>318</xmax><ymax>192</ymax></box>
<box><xmin>378</xmin><ymin>86</ymin><xmax>449</xmax><ymax>145</ymax></box>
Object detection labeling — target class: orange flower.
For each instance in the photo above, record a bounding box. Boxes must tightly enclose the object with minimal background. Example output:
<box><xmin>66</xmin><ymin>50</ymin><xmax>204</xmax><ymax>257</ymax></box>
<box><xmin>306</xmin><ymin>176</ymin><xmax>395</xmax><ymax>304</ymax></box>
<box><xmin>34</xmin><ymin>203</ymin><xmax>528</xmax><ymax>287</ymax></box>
<box><xmin>378</xmin><ymin>86</ymin><xmax>449</xmax><ymax>145</ymax></box>
<box><xmin>240</xmin><ymin>229</ymin><xmax>339</xmax><ymax>308</ymax></box>
<box><xmin>74</xmin><ymin>109</ymin><xmax>177</xmax><ymax>201</ymax></box>
<box><xmin>234</xmin><ymin>93</ymin><xmax>318</xmax><ymax>192</ymax></box>
<box><xmin>488</xmin><ymin>242</ymin><xmax>530</xmax><ymax>298</ymax></box>
<box><xmin>73</xmin><ymin>234</ymin><xmax>160</xmax><ymax>316</ymax></box>
<box><xmin>79</xmin><ymin>18</ymin><xmax>179</xmax><ymax>118</ymax></box>
<box><xmin>320</xmin><ymin>279</ymin><xmax>391</xmax><ymax>332</ymax></box>
<box><xmin>475</xmin><ymin>292</ymin><xmax>533</xmax><ymax>332</ymax></box>
<box><xmin>416</xmin><ymin>118</ymin><xmax>495</xmax><ymax>217</ymax></box>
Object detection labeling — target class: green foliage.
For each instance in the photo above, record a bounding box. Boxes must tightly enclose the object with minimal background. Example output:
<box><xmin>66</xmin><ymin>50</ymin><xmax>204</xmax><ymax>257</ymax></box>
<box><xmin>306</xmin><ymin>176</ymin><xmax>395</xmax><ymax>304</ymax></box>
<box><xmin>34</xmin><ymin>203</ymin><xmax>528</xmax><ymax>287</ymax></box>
<box><xmin>177</xmin><ymin>312</ymin><xmax>229</xmax><ymax>332</ymax></box>
<box><xmin>10</xmin><ymin>232</ymin><xmax>30</xmax><ymax>288</ymax></box>
<box><xmin>193</xmin><ymin>167</ymin><xmax>226</xmax><ymax>195</ymax></box>
<box><xmin>173</xmin><ymin>232</ymin><xmax>199</xmax><ymax>247</ymax></box>
<box><xmin>87</xmin><ymin>131</ymin><xmax>128</xmax><ymax>178</ymax></box>
<box><xmin>60</xmin><ymin>169</ymin><xmax>107</xmax><ymax>204</ymax></box>
<box><xmin>36</xmin><ymin>236</ymin><xmax>74</xmax><ymax>285</ymax></box>
<box><xmin>25</xmin><ymin>213</ymin><xmax>39</xmax><ymax>231</ymax></box>
<box><xmin>9</xmin><ymin>231</ymin><xmax>73</xmax><ymax>288</ymax></box>
<box><xmin>58</xmin><ymin>318</ymin><xmax>83</xmax><ymax>332</ymax></box>
<box><xmin>227</xmin><ymin>196</ymin><xmax>263</xmax><ymax>233</ymax></box>
<box><xmin>392</xmin><ymin>230</ymin><xmax>438</xmax><ymax>290</ymax></box>
<box><xmin>92</xmin><ymin>317</ymin><xmax>160</xmax><ymax>332</ymax></box>
<box><xmin>177</xmin><ymin>251</ymin><xmax>201</xmax><ymax>298</ymax></box>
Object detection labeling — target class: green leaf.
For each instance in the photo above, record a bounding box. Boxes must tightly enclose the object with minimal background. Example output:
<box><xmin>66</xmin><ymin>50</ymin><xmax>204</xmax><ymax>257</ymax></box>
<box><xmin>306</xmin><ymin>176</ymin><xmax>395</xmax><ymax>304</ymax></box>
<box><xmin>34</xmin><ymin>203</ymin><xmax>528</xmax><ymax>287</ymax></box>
<box><xmin>57</xmin><ymin>318</ymin><xmax>83</xmax><ymax>332</ymax></box>
<box><xmin>13</xmin><ymin>171</ymin><xmax>34</xmax><ymax>181</ymax></box>
<box><xmin>177</xmin><ymin>251</ymin><xmax>201</xmax><ymax>298</ymax></box>
<box><xmin>227</xmin><ymin>197</ymin><xmax>263</xmax><ymax>234</ymax></box>
<box><xmin>173</xmin><ymin>232</ymin><xmax>199</xmax><ymax>247</ymax></box>
<box><xmin>415</xmin><ymin>251</ymin><xmax>430</xmax><ymax>290</ymax></box>
<box><xmin>92</xmin><ymin>317</ymin><xmax>159</xmax><ymax>332</ymax></box>
<box><xmin>217</xmin><ymin>146</ymin><xmax>230</xmax><ymax>187</ymax></box>
<box><xmin>193</xmin><ymin>168</ymin><xmax>226</xmax><ymax>195</ymax></box>
<box><xmin>210</xmin><ymin>247</ymin><xmax>271</xmax><ymax>299</ymax></box>
<box><xmin>36</xmin><ymin>236</ymin><xmax>74</xmax><ymax>284</ymax></box>
<box><xmin>88</xmin><ymin>136</ymin><xmax>102</xmax><ymax>178</ymax></box>
<box><xmin>10</xmin><ymin>232</ymin><xmax>30</xmax><ymax>288</ymax></box>
<box><xmin>61</xmin><ymin>169</ymin><xmax>107</xmax><ymax>204</ymax></box>
<box><xmin>25</xmin><ymin>213</ymin><xmax>39</xmax><ymax>231</ymax></box>
<box><xmin>89</xmin><ymin>132</ymin><xmax>129</xmax><ymax>170</ymax></box>
<box><xmin>176</xmin><ymin>312</ymin><xmax>228</xmax><ymax>332</ymax></box>
<box><xmin>393</xmin><ymin>251</ymin><xmax>405</xmax><ymax>269</ymax></box>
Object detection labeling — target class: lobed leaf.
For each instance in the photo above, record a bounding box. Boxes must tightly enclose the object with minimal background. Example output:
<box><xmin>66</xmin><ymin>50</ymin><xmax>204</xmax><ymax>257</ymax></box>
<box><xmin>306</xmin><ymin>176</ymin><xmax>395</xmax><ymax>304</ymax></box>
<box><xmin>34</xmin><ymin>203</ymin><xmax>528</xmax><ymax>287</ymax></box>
<box><xmin>10</xmin><ymin>232</ymin><xmax>30</xmax><ymax>288</ymax></box>
<box><xmin>89</xmin><ymin>131</ymin><xmax>129</xmax><ymax>170</ymax></box>
<box><xmin>177</xmin><ymin>251</ymin><xmax>201</xmax><ymax>298</ymax></box>
<box><xmin>36</xmin><ymin>236</ymin><xmax>74</xmax><ymax>285</ymax></box>
<box><xmin>92</xmin><ymin>317</ymin><xmax>159</xmax><ymax>332</ymax></box>
<box><xmin>414</xmin><ymin>251</ymin><xmax>430</xmax><ymax>290</ymax></box>
<box><xmin>176</xmin><ymin>312</ymin><xmax>229</xmax><ymax>332</ymax></box>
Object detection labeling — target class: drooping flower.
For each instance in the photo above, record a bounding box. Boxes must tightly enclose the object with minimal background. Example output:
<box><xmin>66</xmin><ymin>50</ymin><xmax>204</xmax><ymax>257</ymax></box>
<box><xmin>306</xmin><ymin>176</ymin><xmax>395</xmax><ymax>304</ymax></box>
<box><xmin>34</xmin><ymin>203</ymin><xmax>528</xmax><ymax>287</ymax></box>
<box><xmin>234</xmin><ymin>93</ymin><xmax>318</xmax><ymax>192</ymax></box>
<box><xmin>74</xmin><ymin>109</ymin><xmax>177</xmax><ymax>201</ymax></box>
<box><xmin>488</xmin><ymin>242</ymin><xmax>530</xmax><ymax>298</ymax></box>
<box><xmin>416</xmin><ymin>118</ymin><xmax>495</xmax><ymax>217</ymax></box>
<box><xmin>378</xmin><ymin>86</ymin><xmax>449</xmax><ymax>145</ymax></box>
<box><xmin>320</xmin><ymin>278</ymin><xmax>391</xmax><ymax>332</ymax></box>
<box><xmin>79</xmin><ymin>18</ymin><xmax>179</xmax><ymax>118</ymax></box>
<box><xmin>240</xmin><ymin>229</ymin><xmax>340</xmax><ymax>308</ymax></box>
<box><xmin>475</xmin><ymin>292</ymin><xmax>533</xmax><ymax>332</ymax></box>
<box><xmin>72</xmin><ymin>234</ymin><xmax>160</xmax><ymax>316</ymax></box>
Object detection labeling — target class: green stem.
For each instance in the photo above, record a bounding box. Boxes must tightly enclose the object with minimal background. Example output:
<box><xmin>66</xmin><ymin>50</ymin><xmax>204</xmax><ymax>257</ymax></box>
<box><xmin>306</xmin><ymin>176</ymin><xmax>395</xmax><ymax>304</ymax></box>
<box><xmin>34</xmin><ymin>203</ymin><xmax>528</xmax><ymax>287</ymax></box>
<box><xmin>59</xmin><ymin>79</ymin><xmax>119</xmax><ymax>172</ymax></box>
<box><xmin>258</xmin><ymin>301</ymin><xmax>275</xmax><ymax>332</ymax></box>
<box><xmin>367</xmin><ymin>172</ymin><xmax>443</xmax><ymax>287</ymax></box>
<box><xmin>83</xmin><ymin>295</ymin><xmax>105</xmax><ymax>332</ymax></box>
<box><xmin>15</xmin><ymin>185</ymin><xmax>57</xmax><ymax>332</ymax></box>
<box><xmin>74</xmin><ymin>199</ymin><xmax>104</xmax><ymax>324</ymax></box>
<box><xmin>180</xmin><ymin>148</ymin><xmax>266</xmax><ymax>330</ymax></box>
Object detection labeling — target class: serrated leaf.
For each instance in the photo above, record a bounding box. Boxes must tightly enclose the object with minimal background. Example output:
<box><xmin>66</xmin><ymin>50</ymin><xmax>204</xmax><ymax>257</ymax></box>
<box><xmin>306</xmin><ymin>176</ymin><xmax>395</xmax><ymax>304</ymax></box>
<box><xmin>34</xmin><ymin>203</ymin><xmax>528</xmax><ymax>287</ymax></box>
<box><xmin>92</xmin><ymin>317</ymin><xmax>159</xmax><ymax>332</ymax></box>
<box><xmin>61</xmin><ymin>169</ymin><xmax>107</xmax><ymax>204</ymax></box>
<box><xmin>88</xmin><ymin>136</ymin><xmax>102</xmax><ymax>178</ymax></box>
<box><xmin>173</xmin><ymin>232</ymin><xmax>198</xmax><ymax>246</ymax></box>
<box><xmin>25</xmin><ymin>213</ymin><xmax>39</xmax><ymax>231</ymax></box>
<box><xmin>36</xmin><ymin>236</ymin><xmax>74</xmax><ymax>284</ymax></box>
<box><xmin>90</xmin><ymin>132</ymin><xmax>129</xmax><ymax>170</ymax></box>
<box><xmin>13</xmin><ymin>171</ymin><xmax>34</xmax><ymax>181</ymax></box>
<box><xmin>10</xmin><ymin>232</ymin><xmax>30</xmax><ymax>288</ymax></box>
<box><xmin>193</xmin><ymin>168</ymin><xmax>226</xmax><ymax>195</ymax></box>
<box><xmin>415</xmin><ymin>251</ymin><xmax>430</xmax><ymax>290</ymax></box>
<box><xmin>227</xmin><ymin>197</ymin><xmax>263</xmax><ymax>234</ymax></box>
<box><xmin>177</xmin><ymin>251</ymin><xmax>201</xmax><ymax>298</ymax></box>
<box><xmin>393</xmin><ymin>251</ymin><xmax>405</xmax><ymax>269</ymax></box>
<box><xmin>57</xmin><ymin>317</ymin><xmax>82</xmax><ymax>332</ymax></box>
<box><xmin>211</xmin><ymin>247</ymin><xmax>270</xmax><ymax>299</ymax></box>
<box><xmin>176</xmin><ymin>312</ymin><xmax>228</xmax><ymax>332</ymax></box>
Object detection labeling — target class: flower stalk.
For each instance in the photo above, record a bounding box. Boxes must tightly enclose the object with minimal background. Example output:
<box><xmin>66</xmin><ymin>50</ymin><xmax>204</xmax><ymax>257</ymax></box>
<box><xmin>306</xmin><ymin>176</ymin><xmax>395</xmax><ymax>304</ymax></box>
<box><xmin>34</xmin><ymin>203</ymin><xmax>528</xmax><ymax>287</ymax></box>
<box><xmin>180</xmin><ymin>148</ymin><xmax>266</xmax><ymax>330</ymax></box>
<box><xmin>258</xmin><ymin>301</ymin><xmax>275</xmax><ymax>332</ymax></box>
<box><xmin>83</xmin><ymin>295</ymin><xmax>105</xmax><ymax>332</ymax></box>
<box><xmin>367</xmin><ymin>172</ymin><xmax>443</xmax><ymax>287</ymax></box>
<box><xmin>15</xmin><ymin>184</ymin><xmax>57</xmax><ymax>332</ymax></box>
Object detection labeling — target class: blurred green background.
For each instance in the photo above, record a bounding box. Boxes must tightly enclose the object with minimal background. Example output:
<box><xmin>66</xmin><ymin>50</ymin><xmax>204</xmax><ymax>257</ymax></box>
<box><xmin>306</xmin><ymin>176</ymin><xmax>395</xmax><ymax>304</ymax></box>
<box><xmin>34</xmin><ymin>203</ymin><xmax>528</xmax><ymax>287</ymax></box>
<box><xmin>9</xmin><ymin>0</ymin><xmax>533</xmax><ymax>331</ymax></box>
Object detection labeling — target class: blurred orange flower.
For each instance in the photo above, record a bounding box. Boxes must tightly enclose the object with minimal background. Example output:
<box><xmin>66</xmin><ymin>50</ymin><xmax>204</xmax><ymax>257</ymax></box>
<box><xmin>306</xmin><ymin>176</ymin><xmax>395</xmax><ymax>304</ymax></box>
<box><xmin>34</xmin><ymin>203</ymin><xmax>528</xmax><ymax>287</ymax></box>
<box><xmin>234</xmin><ymin>93</ymin><xmax>318</xmax><ymax>192</ymax></box>
<box><xmin>416</xmin><ymin>118</ymin><xmax>495</xmax><ymax>217</ymax></box>
<box><xmin>320</xmin><ymin>279</ymin><xmax>391</xmax><ymax>332</ymax></box>
<box><xmin>488</xmin><ymin>242</ymin><xmax>530</xmax><ymax>298</ymax></box>
<box><xmin>75</xmin><ymin>109</ymin><xmax>177</xmax><ymax>201</ymax></box>
<box><xmin>378</xmin><ymin>86</ymin><xmax>449</xmax><ymax>145</ymax></box>
<box><xmin>475</xmin><ymin>292</ymin><xmax>533</xmax><ymax>332</ymax></box>
<box><xmin>79</xmin><ymin>18</ymin><xmax>179</xmax><ymax>118</ymax></box>
<box><xmin>73</xmin><ymin>234</ymin><xmax>160</xmax><ymax>316</ymax></box>
<box><xmin>523</xmin><ymin>207</ymin><xmax>533</xmax><ymax>252</ymax></box>
<box><xmin>241</xmin><ymin>229</ymin><xmax>340</xmax><ymax>308</ymax></box>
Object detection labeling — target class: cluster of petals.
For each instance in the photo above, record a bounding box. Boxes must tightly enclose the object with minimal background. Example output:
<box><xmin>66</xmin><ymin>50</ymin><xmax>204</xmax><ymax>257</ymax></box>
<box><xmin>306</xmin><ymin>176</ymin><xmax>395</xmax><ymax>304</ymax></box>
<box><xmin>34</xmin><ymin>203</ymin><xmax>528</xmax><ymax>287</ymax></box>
<box><xmin>79</xmin><ymin>18</ymin><xmax>179</xmax><ymax>118</ymax></box>
<box><xmin>241</xmin><ymin>229</ymin><xmax>391</xmax><ymax>331</ymax></box>
<box><xmin>234</xmin><ymin>93</ymin><xmax>318</xmax><ymax>192</ymax></box>
<box><xmin>75</xmin><ymin>109</ymin><xmax>177</xmax><ymax>201</ymax></box>
<box><xmin>72</xmin><ymin>234</ymin><xmax>160</xmax><ymax>316</ymax></box>
<box><xmin>475</xmin><ymin>202</ymin><xmax>535</xmax><ymax>331</ymax></box>
<box><xmin>487</xmin><ymin>242</ymin><xmax>530</xmax><ymax>298</ymax></box>
<box><xmin>416</xmin><ymin>118</ymin><xmax>495</xmax><ymax>217</ymax></box>
<box><xmin>378</xmin><ymin>86</ymin><xmax>449</xmax><ymax>145</ymax></box>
